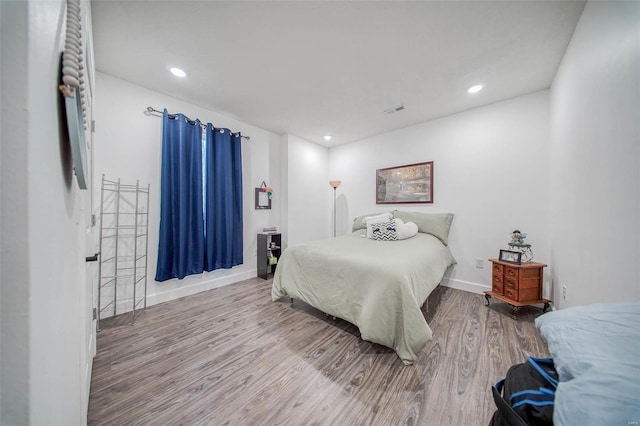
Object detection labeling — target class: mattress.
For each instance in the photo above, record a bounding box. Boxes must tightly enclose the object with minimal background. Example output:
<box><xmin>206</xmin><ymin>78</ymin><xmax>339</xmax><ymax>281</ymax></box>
<box><xmin>535</xmin><ymin>300</ymin><xmax>640</xmax><ymax>425</ymax></box>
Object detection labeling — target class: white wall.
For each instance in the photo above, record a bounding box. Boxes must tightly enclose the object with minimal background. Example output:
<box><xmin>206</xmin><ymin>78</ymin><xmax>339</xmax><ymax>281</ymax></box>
<box><xmin>550</xmin><ymin>1</ymin><xmax>640</xmax><ymax>308</ymax></box>
<box><xmin>279</xmin><ymin>135</ymin><xmax>290</xmax><ymax>247</ymax></box>
<box><xmin>1</xmin><ymin>0</ymin><xmax>92</xmax><ymax>424</ymax></box>
<box><xmin>281</xmin><ymin>134</ymin><xmax>331</xmax><ymax>246</ymax></box>
<box><xmin>1</xmin><ymin>2</ymin><xmax>30</xmax><ymax>423</ymax></box>
<box><xmin>94</xmin><ymin>73</ymin><xmax>282</xmax><ymax>307</ymax></box>
<box><xmin>329</xmin><ymin>91</ymin><xmax>552</xmax><ymax>294</ymax></box>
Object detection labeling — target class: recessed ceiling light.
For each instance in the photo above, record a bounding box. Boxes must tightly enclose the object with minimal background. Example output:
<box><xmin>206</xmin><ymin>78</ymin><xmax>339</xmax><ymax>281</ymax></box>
<box><xmin>468</xmin><ymin>84</ymin><xmax>483</xmax><ymax>94</ymax></box>
<box><xmin>324</xmin><ymin>135</ymin><xmax>332</xmax><ymax>141</ymax></box>
<box><xmin>170</xmin><ymin>67</ymin><xmax>187</xmax><ymax>78</ymax></box>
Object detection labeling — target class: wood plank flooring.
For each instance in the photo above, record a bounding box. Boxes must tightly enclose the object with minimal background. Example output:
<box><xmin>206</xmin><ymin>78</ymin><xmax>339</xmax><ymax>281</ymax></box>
<box><xmin>88</xmin><ymin>277</ymin><xmax>549</xmax><ymax>425</ymax></box>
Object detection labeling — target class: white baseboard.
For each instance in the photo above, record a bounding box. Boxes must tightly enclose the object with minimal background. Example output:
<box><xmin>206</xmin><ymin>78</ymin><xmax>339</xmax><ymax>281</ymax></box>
<box><xmin>146</xmin><ymin>269</ymin><xmax>257</xmax><ymax>307</ymax></box>
<box><xmin>98</xmin><ymin>269</ymin><xmax>258</xmax><ymax>320</ymax></box>
<box><xmin>441</xmin><ymin>277</ymin><xmax>490</xmax><ymax>295</ymax></box>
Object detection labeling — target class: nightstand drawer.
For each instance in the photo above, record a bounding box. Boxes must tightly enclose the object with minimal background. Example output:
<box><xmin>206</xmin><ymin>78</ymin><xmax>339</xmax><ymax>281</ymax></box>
<box><xmin>492</xmin><ymin>282</ymin><xmax>504</xmax><ymax>295</ymax></box>
<box><xmin>493</xmin><ymin>264</ymin><xmax>504</xmax><ymax>275</ymax></box>
<box><xmin>505</xmin><ymin>266</ymin><xmax>519</xmax><ymax>279</ymax></box>
<box><xmin>504</xmin><ymin>287</ymin><xmax>517</xmax><ymax>301</ymax></box>
<box><xmin>505</xmin><ymin>276</ymin><xmax>518</xmax><ymax>290</ymax></box>
<box><xmin>493</xmin><ymin>273</ymin><xmax>504</xmax><ymax>285</ymax></box>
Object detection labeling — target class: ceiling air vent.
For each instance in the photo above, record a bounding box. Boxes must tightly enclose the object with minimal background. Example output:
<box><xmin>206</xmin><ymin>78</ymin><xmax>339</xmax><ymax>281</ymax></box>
<box><xmin>384</xmin><ymin>104</ymin><xmax>405</xmax><ymax>115</ymax></box>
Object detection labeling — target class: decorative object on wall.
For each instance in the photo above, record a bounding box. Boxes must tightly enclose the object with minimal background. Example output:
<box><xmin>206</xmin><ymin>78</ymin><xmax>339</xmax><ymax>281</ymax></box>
<box><xmin>58</xmin><ymin>0</ymin><xmax>89</xmax><ymax>189</ymax></box>
<box><xmin>376</xmin><ymin>161</ymin><xmax>433</xmax><ymax>204</ymax></box>
<box><xmin>508</xmin><ymin>229</ymin><xmax>534</xmax><ymax>262</ymax></box>
<box><xmin>255</xmin><ymin>181</ymin><xmax>273</xmax><ymax>210</ymax></box>
<box><xmin>499</xmin><ymin>249</ymin><xmax>522</xmax><ymax>264</ymax></box>
<box><xmin>329</xmin><ymin>180</ymin><xmax>342</xmax><ymax>237</ymax></box>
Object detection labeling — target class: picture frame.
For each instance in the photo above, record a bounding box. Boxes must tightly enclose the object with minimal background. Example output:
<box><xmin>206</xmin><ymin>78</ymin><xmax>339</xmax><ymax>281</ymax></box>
<box><xmin>376</xmin><ymin>161</ymin><xmax>433</xmax><ymax>204</ymax></box>
<box><xmin>255</xmin><ymin>188</ymin><xmax>271</xmax><ymax>210</ymax></box>
<box><xmin>499</xmin><ymin>249</ymin><xmax>522</xmax><ymax>264</ymax></box>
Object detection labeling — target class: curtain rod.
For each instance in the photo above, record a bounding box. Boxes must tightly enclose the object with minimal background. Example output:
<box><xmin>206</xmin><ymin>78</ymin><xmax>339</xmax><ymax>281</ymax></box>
<box><xmin>144</xmin><ymin>107</ymin><xmax>251</xmax><ymax>140</ymax></box>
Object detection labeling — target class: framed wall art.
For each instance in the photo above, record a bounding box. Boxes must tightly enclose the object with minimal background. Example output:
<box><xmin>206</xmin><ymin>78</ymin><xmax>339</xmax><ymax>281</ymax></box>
<box><xmin>255</xmin><ymin>181</ymin><xmax>273</xmax><ymax>210</ymax></box>
<box><xmin>255</xmin><ymin>188</ymin><xmax>271</xmax><ymax>210</ymax></box>
<box><xmin>376</xmin><ymin>161</ymin><xmax>433</xmax><ymax>204</ymax></box>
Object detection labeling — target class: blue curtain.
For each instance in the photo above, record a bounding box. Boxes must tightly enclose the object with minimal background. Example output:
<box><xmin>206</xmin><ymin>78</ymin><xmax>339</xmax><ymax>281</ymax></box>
<box><xmin>155</xmin><ymin>110</ymin><xmax>204</xmax><ymax>282</ymax></box>
<box><xmin>204</xmin><ymin>125</ymin><xmax>244</xmax><ymax>270</ymax></box>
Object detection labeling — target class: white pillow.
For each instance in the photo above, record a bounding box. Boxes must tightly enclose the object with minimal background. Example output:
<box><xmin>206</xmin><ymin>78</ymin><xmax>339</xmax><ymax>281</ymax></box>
<box><xmin>364</xmin><ymin>212</ymin><xmax>392</xmax><ymax>222</ymax></box>
<box><xmin>364</xmin><ymin>213</ymin><xmax>393</xmax><ymax>238</ymax></box>
<box><xmin>394</xmin><ymin>218</ymin><xmax>419</xmax><ymax>240</ymax></box>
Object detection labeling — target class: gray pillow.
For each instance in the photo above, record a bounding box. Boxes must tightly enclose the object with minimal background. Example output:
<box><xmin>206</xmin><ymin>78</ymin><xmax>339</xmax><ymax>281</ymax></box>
<box><xmin>352</xmin><ymin>212</ymin><xmax>392</xmax><ymax>232</ymax></box>
<box><xmin>391</xmin><ymin>211</ymin><xmax>454</xmax><ymax>245</ymax></box>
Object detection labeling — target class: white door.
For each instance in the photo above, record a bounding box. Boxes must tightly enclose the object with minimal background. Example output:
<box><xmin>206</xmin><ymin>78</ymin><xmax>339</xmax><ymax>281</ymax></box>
<box><xmin>80</xmin><ymin>163</ymin><xmax>98</xmax><ymax>420</ymax></box>
<box><xmin>79</xmin><ymin>4</ymin><xmax>98</xmax><ymax>421</ymax></box>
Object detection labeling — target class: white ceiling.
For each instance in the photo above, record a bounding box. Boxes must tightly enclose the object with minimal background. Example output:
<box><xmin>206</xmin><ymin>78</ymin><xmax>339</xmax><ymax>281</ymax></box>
<box><xmin>91</xmin><ymin>1</ymin><xmax>585</xmax><ymax>147</ymax></box>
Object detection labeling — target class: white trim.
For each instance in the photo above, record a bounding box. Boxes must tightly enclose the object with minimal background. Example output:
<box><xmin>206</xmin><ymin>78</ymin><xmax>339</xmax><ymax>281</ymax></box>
<box><xmin>441</xmin><ymin>277</ymin><xmax>556</xmax><ymax>310</ymax></box>
<box><xmin>98</xmin><ymin>269</ymin><xmax>259</xmax><ymax>320</ymax></box>
<box><xmin>440</xmin><ymin>277</ymin><xmax>490</xmax><ymax>294</ymax></box>
<box><xmin>146</xmin><ymin>269</ymin><xmax>257</xmax><ymax>307</ymax></box>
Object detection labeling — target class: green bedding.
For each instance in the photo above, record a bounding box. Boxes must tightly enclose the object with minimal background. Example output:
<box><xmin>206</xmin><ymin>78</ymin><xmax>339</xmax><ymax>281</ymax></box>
<box><xmin>271</xmin><ymin>230</ymin><xmax>456</xmax><ymax>365</ymax></box>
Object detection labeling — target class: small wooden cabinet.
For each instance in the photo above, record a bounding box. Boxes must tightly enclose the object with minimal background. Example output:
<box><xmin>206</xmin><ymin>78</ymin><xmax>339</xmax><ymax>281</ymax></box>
<box><xmin>484</xmin><ymin>259</ymin><xmax>551</xmax><ymax>317</ymax></box>
<box><xmin>257</xmin><ymin>233</ymin><xmax>281</xmax><ymax>280</ymax></box>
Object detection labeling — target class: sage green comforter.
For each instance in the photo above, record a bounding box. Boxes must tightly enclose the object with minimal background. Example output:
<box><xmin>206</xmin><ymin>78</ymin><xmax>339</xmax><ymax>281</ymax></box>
<box><xmin>271</xmin><ymin>230</ymin><xmax>456</xmax><ymax>365</ymax></box>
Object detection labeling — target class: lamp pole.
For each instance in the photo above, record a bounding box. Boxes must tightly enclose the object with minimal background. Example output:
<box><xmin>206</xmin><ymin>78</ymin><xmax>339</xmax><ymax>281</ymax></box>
<box><xmin>333</xmin><ymin>187</ymin><xmax>337</xmax><ymax>237</ymax></box>
<box><xmin>329</xmin><ymin>180</ymin><xmax>341</xmax><ymax>237</ymax></box>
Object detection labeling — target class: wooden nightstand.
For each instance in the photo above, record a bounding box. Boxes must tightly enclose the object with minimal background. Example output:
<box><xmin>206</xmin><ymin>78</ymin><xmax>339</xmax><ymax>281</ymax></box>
<box><xmin>484</xmin><ymin>259</ymin><xmax>551</xmax><ymax>318</ymax></box>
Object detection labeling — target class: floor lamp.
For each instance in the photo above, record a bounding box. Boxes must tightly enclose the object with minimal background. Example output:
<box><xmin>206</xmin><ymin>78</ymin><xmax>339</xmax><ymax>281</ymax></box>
<box><xmin>329</xmin><ymin>180</ymin><xmax>341</xmax><ymax>237</ymax></box>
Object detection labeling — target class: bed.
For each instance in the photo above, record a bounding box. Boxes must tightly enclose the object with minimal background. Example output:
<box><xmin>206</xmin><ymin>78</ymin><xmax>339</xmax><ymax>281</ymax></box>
<box><xmin>535</xmin><ymin>300</ymin><xmax>640</xmax><ymax>425</ymax></box>
<box><xmin>271</xmin><ymin>211</ymin><xmax>456</xmax><ymax>365</ymax></box>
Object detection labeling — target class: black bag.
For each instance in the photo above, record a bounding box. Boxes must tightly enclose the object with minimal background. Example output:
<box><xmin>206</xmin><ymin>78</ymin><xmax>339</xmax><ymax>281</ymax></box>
<box><xmin>489</xmin><ymin>357</ymin><xmax>558</xmax><ymax>426</ymax></box>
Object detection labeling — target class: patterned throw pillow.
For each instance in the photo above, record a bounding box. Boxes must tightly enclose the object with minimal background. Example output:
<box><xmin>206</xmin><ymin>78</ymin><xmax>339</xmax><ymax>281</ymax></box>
<box><xmin>371</xmin><ymin>220</ymin><xmax>397</xmax><ymax>241</ymax></box>
<box><xmin>364</xmin><ymin>213</ymin><xmax>393</xmax><ymax>238</ymax></box>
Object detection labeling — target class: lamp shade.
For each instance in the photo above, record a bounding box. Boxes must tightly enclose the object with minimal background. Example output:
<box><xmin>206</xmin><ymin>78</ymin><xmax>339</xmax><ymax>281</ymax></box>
<box><xmin>329</xmin><ymin>180</ymin><xmax>342</xmax><ymax>189</ymax></box>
